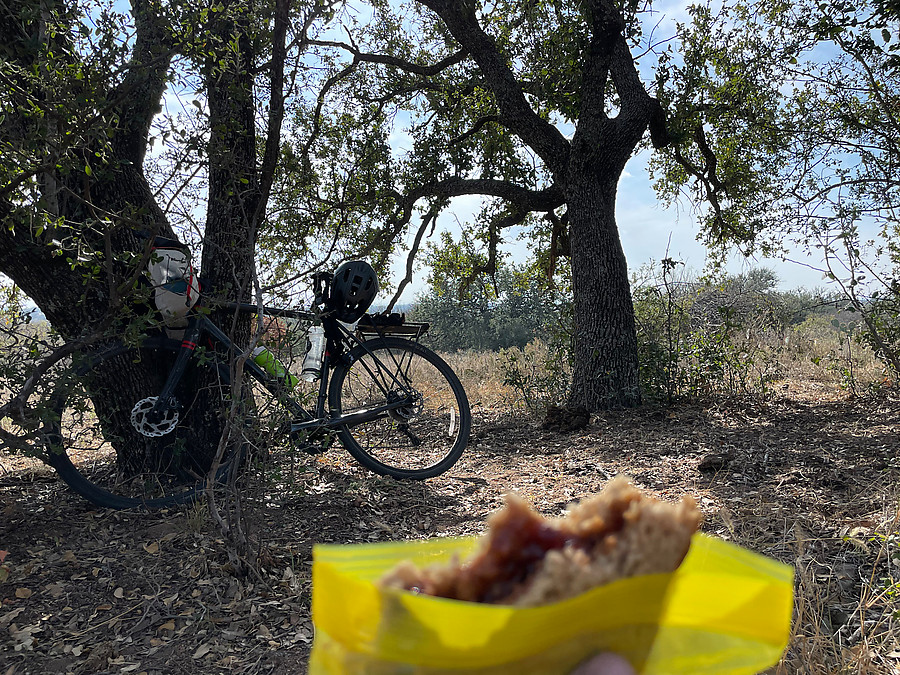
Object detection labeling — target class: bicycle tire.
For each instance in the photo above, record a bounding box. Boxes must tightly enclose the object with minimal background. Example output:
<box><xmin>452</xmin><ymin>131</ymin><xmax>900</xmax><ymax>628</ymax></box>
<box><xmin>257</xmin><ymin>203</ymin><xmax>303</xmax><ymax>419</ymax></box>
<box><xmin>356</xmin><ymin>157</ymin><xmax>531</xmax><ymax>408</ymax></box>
<box><xmin>43</xmin><ymin>337</ymin><xmax>242</xmax><ymax>509</ymax></box>
<box><xmin>328</xmin><ymin>337</ymin><xmax>470</xmax><ymax>479</ymax></box>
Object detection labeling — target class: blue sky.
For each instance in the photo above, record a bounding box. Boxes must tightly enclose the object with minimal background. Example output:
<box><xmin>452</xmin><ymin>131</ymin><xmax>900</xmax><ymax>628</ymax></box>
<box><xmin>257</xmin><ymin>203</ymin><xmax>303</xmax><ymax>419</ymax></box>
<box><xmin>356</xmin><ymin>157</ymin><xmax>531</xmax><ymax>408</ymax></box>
<box><xmin>615</xmin><ymin>153</ymin><xmax>829</xmax><ymax>289</ymax></box>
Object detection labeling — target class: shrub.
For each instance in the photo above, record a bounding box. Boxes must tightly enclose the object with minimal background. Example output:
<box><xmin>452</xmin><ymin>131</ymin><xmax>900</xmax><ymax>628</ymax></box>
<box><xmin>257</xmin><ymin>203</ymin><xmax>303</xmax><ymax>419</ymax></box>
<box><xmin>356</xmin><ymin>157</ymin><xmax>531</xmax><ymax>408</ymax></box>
<box><xmin>498</xmin><ymin>340</ymin><xmax>571</xmax><ymax>411</ymax></box>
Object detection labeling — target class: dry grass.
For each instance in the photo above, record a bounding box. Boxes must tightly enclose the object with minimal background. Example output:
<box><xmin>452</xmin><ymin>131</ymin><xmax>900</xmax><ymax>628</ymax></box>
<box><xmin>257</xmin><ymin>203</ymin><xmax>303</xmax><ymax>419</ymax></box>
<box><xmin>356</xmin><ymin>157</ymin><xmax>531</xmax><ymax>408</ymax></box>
<box><xmin>778</xmin><ymin>319</ymin><xmax>888</xmax><ymax>394</ymax></box>
<box><xmin>769</xmin><ymin>477</ymin><xmax>900</xmax><ymax>675</ymax></box>
<box><xmin>441</xmin><ymin>349</ymin><xmax>522</xmax><ymax>411</ymax></box>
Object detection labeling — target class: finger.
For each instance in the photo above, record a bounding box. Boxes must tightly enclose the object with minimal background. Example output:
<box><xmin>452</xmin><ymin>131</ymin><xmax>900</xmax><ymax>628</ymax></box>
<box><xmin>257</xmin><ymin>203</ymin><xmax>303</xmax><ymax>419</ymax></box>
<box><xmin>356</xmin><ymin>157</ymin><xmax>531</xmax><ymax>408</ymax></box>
<box><xmin>569</xmin><ymin>652</ymin><xmax>637</xmax><ymax>675</ymax></box>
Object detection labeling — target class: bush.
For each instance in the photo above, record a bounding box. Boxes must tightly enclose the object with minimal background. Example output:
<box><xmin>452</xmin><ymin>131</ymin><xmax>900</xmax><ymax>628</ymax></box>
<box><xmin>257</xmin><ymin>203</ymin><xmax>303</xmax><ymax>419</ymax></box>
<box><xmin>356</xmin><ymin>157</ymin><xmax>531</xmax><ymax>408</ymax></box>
<box><xmin>633</xmin><ymin>264</ymin><xmax>794</xmax><ymax>401</ymax></box>
<box><xmin>497</xmin><ymin>340</ymin><xmax>571</xmax><ymax>411</ymax></box>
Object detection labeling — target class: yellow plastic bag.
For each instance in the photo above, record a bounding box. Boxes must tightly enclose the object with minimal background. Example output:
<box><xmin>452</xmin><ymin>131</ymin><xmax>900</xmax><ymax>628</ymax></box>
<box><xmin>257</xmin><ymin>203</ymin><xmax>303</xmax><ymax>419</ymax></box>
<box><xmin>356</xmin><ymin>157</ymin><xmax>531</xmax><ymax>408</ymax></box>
<box><xmin>310</xmin><ymin>533</ymin><xmax>792</xmax><ymax>674</ymax></box>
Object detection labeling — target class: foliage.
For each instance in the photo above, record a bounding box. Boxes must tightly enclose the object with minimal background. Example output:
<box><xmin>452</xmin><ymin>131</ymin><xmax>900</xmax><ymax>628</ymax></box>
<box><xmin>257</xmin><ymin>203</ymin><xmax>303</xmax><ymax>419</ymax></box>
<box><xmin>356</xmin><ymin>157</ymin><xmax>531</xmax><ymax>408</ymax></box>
<box><xmin>654</xmin><ymin>0</ymin><xmax>899</xmax><ymax>253</ymax></box>
<box><xmin>409</xmin><ymin>231</ymin><xmax>574</xmax><ymax>410</ymax></box>
<box><xmin>653</xmin><ymin>0</ymin><xmax>900</xmax><ymax>376</ymax></box>
<box><xmin>860</xmin><ymin>290</ymin><xmax>900</xmax><ymax>373</ymax></box>
<box><xmin>631</xmin><ymin>264</ymin><xmax>853</xmax><ymax>401</ymax></box>
<box><xmin>409</xmin><ymin>232</ymin><xmax>568</xmax><ymax>353</ymax></box>
<box><xmin>498</xmin><ymin>340</ymin><xmax>572</xmax><ymax>412</ymax></box>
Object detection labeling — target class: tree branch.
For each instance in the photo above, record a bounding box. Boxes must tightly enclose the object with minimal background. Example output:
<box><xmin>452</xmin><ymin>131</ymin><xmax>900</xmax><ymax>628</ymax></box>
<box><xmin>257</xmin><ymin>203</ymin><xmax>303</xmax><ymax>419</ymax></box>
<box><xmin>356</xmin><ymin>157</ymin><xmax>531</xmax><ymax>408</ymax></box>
<box><xmin>301</xmin><ymin>56</ymin><xmax>361</xmax><ymax>161</ymax></box>
<box><xmin>576</xmin><ymin>0</ymin><xmax>621</xmax><ymax>134</ymax></box>
<box><xmin>113</xmin><ymin>0</ymin><xmax>176</xmax><ymax>166</ymax></box>
<box><xmin>608</xmin><ymin>32</ymin><xmax>670</xmax><ymax>147</ymax></box>
<box><xmin>405</xmin><ymin>176</ymin><xmax>565</xmax><ymax>212</ymax></box>
<box><xmin>386</xmin><ymin>208</ymin><xmax>439</xmax><ymax>311</ymax></box>
<box><xmin>310</xmin><ymin>39</ymin><xmax>468</xmax><ymax>76</ymax></box>
<box><xmin>415</xmin><ymin>0</ymin><xmax>571</xmax><ymax>180</ymax></box>
<box><xmin>459</xmin><ymin>208</ymin><xmax>527</xmax><ymax>293</ymax></box>
<box><xmin>448</xmin><ymin>115</ymin><xmax>500</xmax><ymax>145</ymax></box>
<box><xmin>254</xmin><ymin>0</ymin><xmax>292</xmax><ymax>228</ymax></box>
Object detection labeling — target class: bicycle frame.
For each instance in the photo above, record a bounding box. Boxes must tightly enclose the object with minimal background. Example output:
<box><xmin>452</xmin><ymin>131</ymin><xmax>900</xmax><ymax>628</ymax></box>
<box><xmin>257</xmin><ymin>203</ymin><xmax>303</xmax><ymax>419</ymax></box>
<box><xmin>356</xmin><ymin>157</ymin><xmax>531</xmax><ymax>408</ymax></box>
<box><xmin>145</xmin><ymin>300</ymin><xmax>425</xmax><ymax>442</ymax></box>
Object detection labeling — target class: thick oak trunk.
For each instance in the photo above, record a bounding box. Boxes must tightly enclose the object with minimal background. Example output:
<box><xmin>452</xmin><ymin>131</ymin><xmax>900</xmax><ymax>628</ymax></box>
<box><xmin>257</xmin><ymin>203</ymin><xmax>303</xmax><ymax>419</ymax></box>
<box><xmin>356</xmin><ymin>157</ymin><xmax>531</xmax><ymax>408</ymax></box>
<box><xmin>566</xmin><ymin>171</ymin><xmax>641</xmax><ymax>410</ymax></box>
<box><xmin>85</xmin><ymin>346</ymin><xmax>230</xmax><ymax>477</ymax></box>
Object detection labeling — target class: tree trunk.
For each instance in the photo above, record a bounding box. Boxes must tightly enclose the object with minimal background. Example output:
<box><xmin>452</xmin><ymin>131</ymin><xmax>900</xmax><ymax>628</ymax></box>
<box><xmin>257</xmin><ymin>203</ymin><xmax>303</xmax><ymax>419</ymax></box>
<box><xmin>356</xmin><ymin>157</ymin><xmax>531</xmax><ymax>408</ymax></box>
<box><xmin>84</xmin><ymin>346</ymin><xmax>230</xmax><ymax>477</ymax></box>
<box><xmin>567</xmin><ymin>170</ymin><xmax>641</xmax><ymax>409</ymax></box>
<box><xmin>0</xmin><ymin>0</ymin><xmax>247</xmax><ymax>475</ymax></box>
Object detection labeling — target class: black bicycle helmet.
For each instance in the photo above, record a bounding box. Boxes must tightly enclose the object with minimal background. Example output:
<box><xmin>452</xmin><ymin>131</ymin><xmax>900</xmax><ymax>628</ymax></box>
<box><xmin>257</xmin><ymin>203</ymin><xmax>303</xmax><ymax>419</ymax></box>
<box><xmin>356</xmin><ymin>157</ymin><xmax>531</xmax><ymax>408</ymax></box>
<box><xmin>329</xmin><ymin>260</ymin><xmax>379</xmax><ymax>322</ymax></box>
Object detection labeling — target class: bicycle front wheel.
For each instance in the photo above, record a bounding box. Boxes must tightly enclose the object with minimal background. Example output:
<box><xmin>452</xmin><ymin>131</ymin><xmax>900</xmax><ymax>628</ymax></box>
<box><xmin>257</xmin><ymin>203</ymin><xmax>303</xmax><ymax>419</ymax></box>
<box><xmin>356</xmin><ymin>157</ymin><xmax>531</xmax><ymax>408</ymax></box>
<box><xmin>43</xmin><ymin>337</ymin><xmax>240</xmax><ymax>509</ymax></box>
<box><xmin>328</xmin><ymin>337</ymin><xmax>470</xmax><ymax>479</ymax></box>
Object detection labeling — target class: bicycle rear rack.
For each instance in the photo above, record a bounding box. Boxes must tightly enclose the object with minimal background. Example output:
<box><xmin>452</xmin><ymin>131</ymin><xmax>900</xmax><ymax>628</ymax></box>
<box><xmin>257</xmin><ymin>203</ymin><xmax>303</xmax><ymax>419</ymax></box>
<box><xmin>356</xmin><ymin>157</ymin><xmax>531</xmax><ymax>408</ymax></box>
<box><xmin>356</xmin><ymin>315</ymin><xmax>429</xmax><ymax>340</ymax></box>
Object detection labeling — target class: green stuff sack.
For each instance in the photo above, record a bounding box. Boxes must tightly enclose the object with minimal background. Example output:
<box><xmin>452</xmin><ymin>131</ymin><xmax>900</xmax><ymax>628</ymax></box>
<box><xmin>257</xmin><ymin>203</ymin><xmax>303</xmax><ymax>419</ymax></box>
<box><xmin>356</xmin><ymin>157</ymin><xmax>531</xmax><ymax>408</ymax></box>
<box><xmin>310</xmin><ymin>533</ymin><xmax>792</xmax><ymax>674</ymax></box>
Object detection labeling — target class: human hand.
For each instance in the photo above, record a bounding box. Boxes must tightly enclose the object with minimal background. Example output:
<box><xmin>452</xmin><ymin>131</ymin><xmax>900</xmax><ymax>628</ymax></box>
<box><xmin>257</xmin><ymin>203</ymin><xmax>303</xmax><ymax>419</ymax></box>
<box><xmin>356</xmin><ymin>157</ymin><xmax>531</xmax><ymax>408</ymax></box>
<box><xmin>569</xmin><ymin>652</ymin><xmax>636</xmax><ymax>675</ymax></box>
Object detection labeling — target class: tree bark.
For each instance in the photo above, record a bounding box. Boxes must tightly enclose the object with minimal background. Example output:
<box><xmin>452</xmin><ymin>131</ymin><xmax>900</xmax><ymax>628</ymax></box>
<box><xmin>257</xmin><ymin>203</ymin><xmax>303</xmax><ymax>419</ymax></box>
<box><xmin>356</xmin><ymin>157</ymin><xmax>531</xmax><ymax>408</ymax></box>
<box><xmin>567</xmin><ymin>172</ymin><xmax>641</xmax><ymax>408</ymax></box>
<box><xmin>202</xmin><ymin>4</ymin><xmax>260</xmax><ymax>333</ymax></box>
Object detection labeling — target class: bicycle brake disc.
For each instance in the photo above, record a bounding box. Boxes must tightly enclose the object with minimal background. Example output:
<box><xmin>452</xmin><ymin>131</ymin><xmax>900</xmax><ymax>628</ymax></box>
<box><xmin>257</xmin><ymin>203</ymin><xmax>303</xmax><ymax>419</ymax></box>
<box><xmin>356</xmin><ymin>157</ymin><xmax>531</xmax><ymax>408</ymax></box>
<box><xmin>131</xmin><ymin>397</ymin><xmax>179</xmax><ymax>437</ymax></box>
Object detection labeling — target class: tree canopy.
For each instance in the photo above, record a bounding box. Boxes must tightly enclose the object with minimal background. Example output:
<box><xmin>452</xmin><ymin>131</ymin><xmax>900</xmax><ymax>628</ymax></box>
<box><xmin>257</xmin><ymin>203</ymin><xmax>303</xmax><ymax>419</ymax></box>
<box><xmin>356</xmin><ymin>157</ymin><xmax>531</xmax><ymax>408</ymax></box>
<box><xmin>651</xmin><ymin>0</ymin><xmax>900</xmax><ymax>372</ymax></box>
<box><xmin>653</xmin><ymin>0</ymin><xmax>899</xmax><ymax>260</ymax></box>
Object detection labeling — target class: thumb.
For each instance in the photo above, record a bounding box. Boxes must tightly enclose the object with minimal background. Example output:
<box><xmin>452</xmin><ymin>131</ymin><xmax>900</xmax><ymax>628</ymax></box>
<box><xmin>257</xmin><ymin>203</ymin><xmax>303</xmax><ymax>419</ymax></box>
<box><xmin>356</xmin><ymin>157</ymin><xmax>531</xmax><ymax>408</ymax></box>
<box><xmin>570</xmin><ymin>653</ymin><xmax>636</xmax><ymax>675</ymax></box>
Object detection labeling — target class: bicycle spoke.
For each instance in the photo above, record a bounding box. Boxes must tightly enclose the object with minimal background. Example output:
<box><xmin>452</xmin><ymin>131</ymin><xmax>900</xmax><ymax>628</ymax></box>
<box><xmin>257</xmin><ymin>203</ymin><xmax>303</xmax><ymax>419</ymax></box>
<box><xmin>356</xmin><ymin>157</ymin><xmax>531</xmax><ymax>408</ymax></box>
<box><xmin>328</xmin><ymin>338</ymin><xmax>470</xmax><ymax>479</ymax></box>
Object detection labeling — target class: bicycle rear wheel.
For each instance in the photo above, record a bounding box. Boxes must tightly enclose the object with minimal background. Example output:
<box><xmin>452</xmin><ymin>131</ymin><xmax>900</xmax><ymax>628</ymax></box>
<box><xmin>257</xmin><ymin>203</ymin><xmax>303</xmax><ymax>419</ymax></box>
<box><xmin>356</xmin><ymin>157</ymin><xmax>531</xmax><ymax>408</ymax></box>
<box><xmin>43</xmin><ymin>337</ymin><xmax>241</xmax><ymax>509</ymax></box>
<box><xmin>328</xmin><ymin>337</ymin><xmax>470</xmax><ymax>479</ymax></box>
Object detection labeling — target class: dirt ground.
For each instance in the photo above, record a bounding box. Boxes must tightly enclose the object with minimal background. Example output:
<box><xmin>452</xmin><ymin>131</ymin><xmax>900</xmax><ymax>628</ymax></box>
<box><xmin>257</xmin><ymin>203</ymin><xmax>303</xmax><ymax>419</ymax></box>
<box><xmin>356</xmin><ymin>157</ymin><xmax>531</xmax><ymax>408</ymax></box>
<box><xmin>2</xmin><ymin>384</ymin><xmax>899</xmax><ymax>674</ymax></box>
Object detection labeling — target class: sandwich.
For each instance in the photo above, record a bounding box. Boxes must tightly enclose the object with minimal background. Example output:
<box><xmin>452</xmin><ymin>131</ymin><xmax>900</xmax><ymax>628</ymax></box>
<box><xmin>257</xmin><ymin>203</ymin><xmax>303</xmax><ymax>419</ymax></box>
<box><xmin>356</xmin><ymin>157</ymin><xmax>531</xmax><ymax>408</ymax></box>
<box><xmin>380</xmin><ymin>476</ymin><xmax>702</xmax><ymax>607</ymax></box>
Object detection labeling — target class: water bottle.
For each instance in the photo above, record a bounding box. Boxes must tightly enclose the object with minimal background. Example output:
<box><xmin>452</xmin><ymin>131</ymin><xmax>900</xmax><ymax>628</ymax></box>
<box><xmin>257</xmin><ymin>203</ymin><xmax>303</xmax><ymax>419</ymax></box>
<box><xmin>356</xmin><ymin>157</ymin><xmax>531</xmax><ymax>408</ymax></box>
<box><xmin>301</xmin><ymin>324</ymin><xmax>326</xmax><ymax>382</ymax></box>
<box><xmin>252</xmin><ymin>346</ymin><xmax>298</xmax><ymax>389</ymax></box>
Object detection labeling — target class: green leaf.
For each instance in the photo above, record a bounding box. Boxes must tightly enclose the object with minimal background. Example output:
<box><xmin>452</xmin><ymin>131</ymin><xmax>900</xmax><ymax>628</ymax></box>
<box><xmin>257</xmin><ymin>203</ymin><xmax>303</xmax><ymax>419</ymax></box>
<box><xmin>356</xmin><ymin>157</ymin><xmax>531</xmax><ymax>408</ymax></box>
<box><xmin>84</xmin><ymin>164</ymin><xmax>92</xmax><ymax>176</ymax></box>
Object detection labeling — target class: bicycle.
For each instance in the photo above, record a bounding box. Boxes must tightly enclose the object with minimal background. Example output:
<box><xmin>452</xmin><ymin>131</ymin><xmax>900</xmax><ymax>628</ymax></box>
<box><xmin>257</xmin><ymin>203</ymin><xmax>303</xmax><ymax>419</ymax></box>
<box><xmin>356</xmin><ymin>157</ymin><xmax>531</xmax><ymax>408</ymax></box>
<box><xmin>41</xmin><ymin>257</ymin><xmax>471</xmax><ymax>510</ymax></box>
